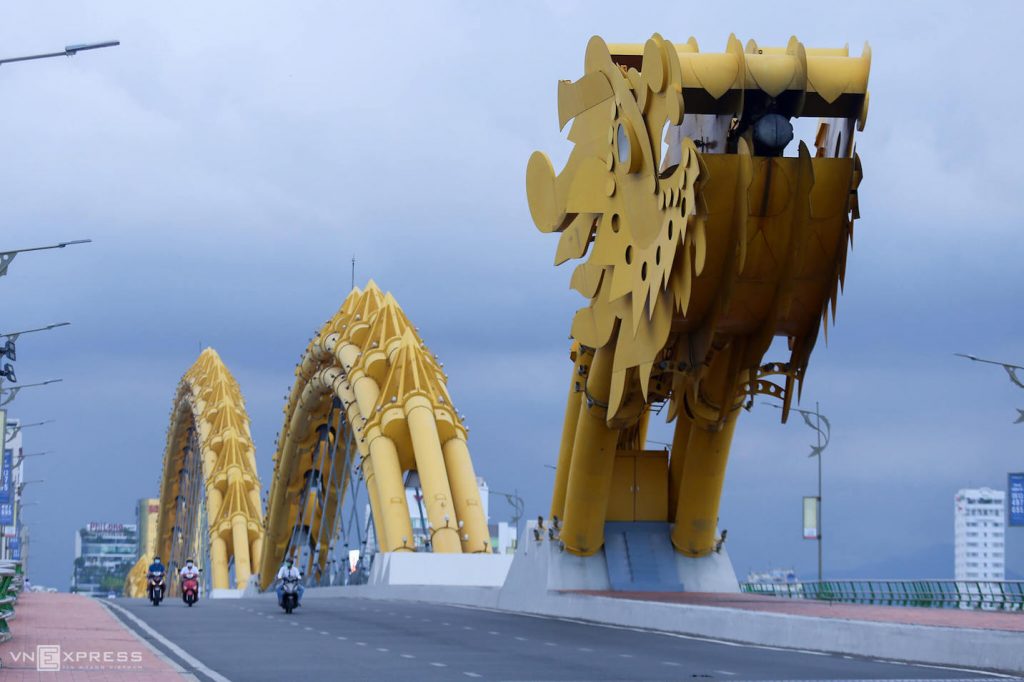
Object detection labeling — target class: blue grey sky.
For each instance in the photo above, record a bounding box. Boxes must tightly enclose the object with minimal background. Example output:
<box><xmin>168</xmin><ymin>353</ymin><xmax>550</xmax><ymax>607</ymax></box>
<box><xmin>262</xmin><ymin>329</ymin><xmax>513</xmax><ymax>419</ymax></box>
<box><xmin>2</xmin><ymin>1</ymin><xmax>1022</xmax><ymax>590</ymax></box>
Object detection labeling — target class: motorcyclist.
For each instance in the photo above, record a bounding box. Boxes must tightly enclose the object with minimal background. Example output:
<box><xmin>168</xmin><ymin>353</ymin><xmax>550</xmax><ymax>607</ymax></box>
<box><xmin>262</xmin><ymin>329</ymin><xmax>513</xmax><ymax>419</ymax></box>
<box><xmin>179</xmin><ymin>558</ymin><xmax>200</xmax><ymax>581</ymax></box>
<box><xmin>147</xmin><ymin>555</ymin><xmax>165</xmax><ymax>576</ymax></box>
<box><xmin>275</xmin><ymin>558</ymin><xmax>304</xmax><ymax>607</ymax></box>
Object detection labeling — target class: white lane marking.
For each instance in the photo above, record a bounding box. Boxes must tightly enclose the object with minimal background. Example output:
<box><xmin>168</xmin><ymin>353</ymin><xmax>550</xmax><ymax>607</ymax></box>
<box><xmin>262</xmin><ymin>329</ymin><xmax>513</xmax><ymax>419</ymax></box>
<box><xmin>404</xmin><ymin>614</ymin><xmax>412</xmax><ymax>619</ymax></box>
<box><xmin>714</xmin><ymin>671</ymin><xmax>736</xmax><ymax>676</ymax></box>
<box><xmin>266</xmin><ymin>615</ymin><xmax>274</xmax><ymax>619</ymax></box>
<box><xmin>430</xmin><ymin>662</ymin><xmax>447</xmax><ymax>668</ymax></box>
<box><xmin>304</xmin><ymin>626</ymin><xmax>314</xmax><ymax>631</ymax></box>
<box><xmin>290</xmin><ymin>622</ymin><xmax>298</xmax><ymax>626</ymax></box>
<box><xmin>464</xmin><ymin>673</ymin><xmax>481</xmax><ymax>678</ymax></box>
<box><xmin>377</xmin><ymin>648</ymin><xmax>389</xmax><ymax>653</ymax></box>
<box><xmin>488</xmin><ymin>630</ymin><xmax>500</xmax><ymax>635</ymax></box>
<box><xmin>619</xmin><ymin>653</ymin><xmax>633</xmax><ymax>658</ymax></box>
<box><xmin>661</xmin><ymin>661</ymin><xmax>680</xmax><ymax>667</ymax></box>
<box><xmin>543</xmin><ymin>642</ymin><xmax>557</xmax><ymax>647</ymax></box>
<box><xmin>421</xmin><ymin>618</ymin><xmax>431</xmax><ymax>622</ymax></box>
<box><xmin>442</xmin><ymin>621</ymin><xmax>450</xmax><ymax>626</ymax></box>
<box><xmin>99</xmin><ymin>602</ymin><xmax>191</xmax><ymax>677</ymax></box>
<box><xmin>578</xmin><ymin>647</ymin><xmax>593</xmax><ymax>652</ymax></box>
<box><xmin>319</xmin><ymin>631</ymin><xmax>329</xmax><ymax>635</ymax></box>
<box><xmin>911</xmin><ymin>662</ymin><xmax>1017</xmax><ymax>679</ymax></box>
<box><xmin>102</xmin><ymin>601</ymin><xmax>232</xmax><ymax>682</ymax></box>
<box><xmin>463</xmin><ymin>625</ymin><xmax>474</xmax><ymax>630</ymax></box>
<box><xmin>401</xmin><ymin>654</ymin><xmax>415</xmax><ymax>659</ymax></box>
<box><xmin>356</xmin><ymin>642</ymin><xmax>367</xmax><ymax>647</ymax></box>
<box><xmin>337</xmin><ymin>636</ymin><xmax>347</xmax><ymax>640</ymax></box>
<box><xmin>514</xmin><ymin>636</ymin><xmax>527</xmax><ymax>642</ymax></box>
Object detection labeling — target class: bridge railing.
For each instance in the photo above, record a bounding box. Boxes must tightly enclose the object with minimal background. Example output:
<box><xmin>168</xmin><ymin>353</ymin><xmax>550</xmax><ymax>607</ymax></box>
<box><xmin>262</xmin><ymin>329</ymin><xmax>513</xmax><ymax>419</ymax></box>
<box><xmin>0</xmin><ymin>560</ymin><xmax>24</xmax><ymax>642</ymax></box>
<box><xmin>740</xmin><ymin>580</ymin><xmax>1024</xmax><ymax>611</ymax></box>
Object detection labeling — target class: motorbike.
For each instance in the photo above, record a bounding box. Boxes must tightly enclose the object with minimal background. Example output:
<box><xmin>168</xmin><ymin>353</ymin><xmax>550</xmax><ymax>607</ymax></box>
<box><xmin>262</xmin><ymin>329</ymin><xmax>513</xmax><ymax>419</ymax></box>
<box><xmin>147</xmin><ymin>571</ymin><xmax>165</xmax><ymax>606</ymax></box>
<box><xmin>181</xmin><ymin>576</ymin><xmax>199</xmax><ymax>607</ymax></box>
<box><xmin>279</xmin><ymin>577</ymin><xmax>300</xmax><ymax>614</ymax></box>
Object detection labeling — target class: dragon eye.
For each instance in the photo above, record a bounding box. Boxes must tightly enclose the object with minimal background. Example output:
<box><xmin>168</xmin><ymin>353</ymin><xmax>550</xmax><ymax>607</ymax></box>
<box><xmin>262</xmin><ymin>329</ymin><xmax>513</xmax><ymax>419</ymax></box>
<box><xmin>615</xmin><ymin>121</ymin><xmax>641</xmax><ymax>174</ymax></box>
<box><xmin>617</xmin><ymin>124</ymin><xmax>630</xmax><ymax>165</ymax></box>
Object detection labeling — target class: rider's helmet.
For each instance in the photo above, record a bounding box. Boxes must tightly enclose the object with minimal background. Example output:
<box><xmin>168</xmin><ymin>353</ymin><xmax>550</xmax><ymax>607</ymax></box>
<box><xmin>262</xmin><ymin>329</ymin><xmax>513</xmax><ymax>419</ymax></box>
<box><xmin>185</xmin><ymin>558</ymin><xmax>194</xmax><ymax>566</ymax></box>
<box><xmin>153</xmin><ymin>555</ymin><xmax>161</xmax><ymax>562</ymax></box>
<box><xmin>286</xmin><ymin>557</ymin><xmax>294</xmax><ymax>567</ymax></box>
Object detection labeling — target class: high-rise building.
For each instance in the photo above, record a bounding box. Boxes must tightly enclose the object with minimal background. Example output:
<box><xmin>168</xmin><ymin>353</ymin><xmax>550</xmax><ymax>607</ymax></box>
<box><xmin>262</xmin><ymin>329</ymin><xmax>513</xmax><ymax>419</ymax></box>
<box><xmin>954</xmin><ymin>487</ymin><xmax>1006</xmax><ymax>580</ymax></box>
<box><xmin>71</xmin><ymin>522</ymin><xmax>138</xmax><ymax>595</ymax></box>
<box><xmin>136</xmin><ymin>498</ymin><xmax>159</xmax><ymax>559</ymax></box>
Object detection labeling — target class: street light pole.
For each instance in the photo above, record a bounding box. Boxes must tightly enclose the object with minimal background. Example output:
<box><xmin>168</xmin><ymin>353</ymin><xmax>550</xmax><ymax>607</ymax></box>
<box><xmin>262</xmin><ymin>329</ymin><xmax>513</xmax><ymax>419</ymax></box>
<box><xmin>770</xmin><ymin>401</ymin><xmax>831</xmax><ymax>581</ymax></box>
<box><xmin>0</xmin><ymin>41</ymin><xmax>119</xmax><ymax>66</ymax></box>
<box><xmin>0</xmin><ymin>379</ymin><xmax>62</xmax><ymax>407</ymax></box>
<box><xmin>955</xmin><ymin>353</ymin><xmax>1024</xmax><ymax>423</ymax></box>
<box><xmin>0</xmin><ymin>240</ymin><xmax>91</xmax><ymax>278</ymax></box>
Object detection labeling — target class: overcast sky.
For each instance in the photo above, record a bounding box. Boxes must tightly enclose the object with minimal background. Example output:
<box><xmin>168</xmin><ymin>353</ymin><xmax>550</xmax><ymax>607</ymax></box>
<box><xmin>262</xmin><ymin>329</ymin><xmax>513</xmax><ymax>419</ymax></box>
<box><xmin>3</xmin><ymin>1</ymin><xmax>1022</xmax><ymax>590</ymax></box>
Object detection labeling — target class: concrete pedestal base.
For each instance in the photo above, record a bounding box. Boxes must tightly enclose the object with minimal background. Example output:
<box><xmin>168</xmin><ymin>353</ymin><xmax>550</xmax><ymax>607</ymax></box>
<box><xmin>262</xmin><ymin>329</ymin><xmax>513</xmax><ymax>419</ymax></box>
<box><xmin>368</xmin><ymin>552</ymin><xmax>513</xmax><ymax>587</ymax></box>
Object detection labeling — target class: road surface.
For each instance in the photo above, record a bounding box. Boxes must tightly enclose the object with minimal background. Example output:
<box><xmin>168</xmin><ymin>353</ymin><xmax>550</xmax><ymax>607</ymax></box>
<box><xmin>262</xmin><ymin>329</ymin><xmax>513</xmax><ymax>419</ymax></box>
<box><xmin>107</xmin><ymin>596</ymin><xmax>1000</xmax><ymax>681</ymax></box>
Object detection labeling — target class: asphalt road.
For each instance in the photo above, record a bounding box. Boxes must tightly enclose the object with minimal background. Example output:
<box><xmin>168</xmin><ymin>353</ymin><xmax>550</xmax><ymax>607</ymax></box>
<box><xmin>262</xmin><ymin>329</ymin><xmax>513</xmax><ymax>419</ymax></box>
<box><xmin>108</xmin><ymin>596</ymin><xmax>1001</xmax><ymax>682</ymax></box>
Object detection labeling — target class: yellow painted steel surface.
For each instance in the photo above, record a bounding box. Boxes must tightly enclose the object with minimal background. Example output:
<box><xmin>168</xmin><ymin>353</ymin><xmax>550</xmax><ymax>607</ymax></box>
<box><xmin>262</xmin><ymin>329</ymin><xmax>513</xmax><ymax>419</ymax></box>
<box><xmin>124</xmin><ymin>498</ymin><xmax>160</xmax><ymax>597</ymax></box>
<box><xmin>528</xmin><ymin>34</ymin><xmax>869</xmax><ymax>557</ymax></box>
<box><xmin>153</xmin><ymin>349</ymin><xmax>264</xmax><ymax>590</ymax></box>
<box><xmin>259</xmin><ymin>282</ymin><xmax>490</xmax><ymax>590</ymax></box>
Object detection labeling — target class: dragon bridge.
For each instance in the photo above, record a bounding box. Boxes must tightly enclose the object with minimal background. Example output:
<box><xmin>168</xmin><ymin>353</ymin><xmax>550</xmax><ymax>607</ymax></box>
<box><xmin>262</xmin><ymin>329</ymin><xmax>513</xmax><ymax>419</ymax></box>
<box><xmin>527</xmin><ymin>34</ymin><xmax>870</xmax><ymax>558</ymax></box>
<box><xmin>258</xmin><ymin>282</ymin><xmax>490</xmax><ymax>590</ymax></box>
<box><xmin>143</xmin><ymin>349</ymin><xmax>265</xmax><ymax>593</ymax></box>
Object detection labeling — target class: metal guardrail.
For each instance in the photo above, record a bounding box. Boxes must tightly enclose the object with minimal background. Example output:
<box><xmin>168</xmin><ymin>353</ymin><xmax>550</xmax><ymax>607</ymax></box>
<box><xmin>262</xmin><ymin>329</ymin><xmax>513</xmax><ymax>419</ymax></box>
<box><xmin>741</xmin><ymin>580</ymin><xmax>1024</xmax><ymax>611</ymax></box>
<box><xmin>0</xmin><ymin>560</ymin><xmax>24</xmax><ymax>642</ymax></box>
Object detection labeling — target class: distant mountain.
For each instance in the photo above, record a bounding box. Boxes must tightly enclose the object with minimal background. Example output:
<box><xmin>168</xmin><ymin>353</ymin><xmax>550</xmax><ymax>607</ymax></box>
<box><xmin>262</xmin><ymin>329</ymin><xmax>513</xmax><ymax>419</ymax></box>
<box><xmin>828</xmin><ymin>543</ymin><xmax>954</xmax><ymax>580</ymax></box>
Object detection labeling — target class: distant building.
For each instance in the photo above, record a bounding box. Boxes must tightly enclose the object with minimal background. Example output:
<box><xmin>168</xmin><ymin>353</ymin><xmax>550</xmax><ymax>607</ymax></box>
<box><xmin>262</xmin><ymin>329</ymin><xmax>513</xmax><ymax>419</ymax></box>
<box><xmin>746</xmin><ymin>568</ymin><xmax>799</xmax><ymax>585</ymax></box>
<box><xmin>71</xmin><ymin>522</ymin><xmax>138</xmax><ymax>596</ymax></box>
<box><xmin>135</xmin><ymin>498</ymin><xmax>159</xmax><ymax>559</ymax></box>
<box><xmin>954</xmin><ymin>488</ymin><xmax>1006</xmax><ymax>580</ymax></box>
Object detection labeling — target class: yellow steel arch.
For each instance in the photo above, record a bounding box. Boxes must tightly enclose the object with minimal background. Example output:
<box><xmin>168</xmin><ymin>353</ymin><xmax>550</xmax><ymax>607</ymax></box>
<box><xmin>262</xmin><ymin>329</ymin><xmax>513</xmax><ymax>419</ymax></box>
<box><xmin>154</xmin><ymin>349</ymin><xmax>264</xmax><ymax>590</ymax></box>
<box><xmin>260</xmin><ymin>282</ymin><xmax>489</xmax><ymax>590</ymax></box>
<box><xmin>527</xmin><ymin>34</ymin><xmax>869</xmax><ymax>557</ymax></box>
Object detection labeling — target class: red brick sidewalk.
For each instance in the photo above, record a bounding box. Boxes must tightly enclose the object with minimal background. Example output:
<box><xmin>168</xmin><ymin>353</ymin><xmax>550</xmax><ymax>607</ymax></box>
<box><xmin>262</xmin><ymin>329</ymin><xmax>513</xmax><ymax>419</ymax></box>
<box><xmin>0</xmin><ymin>592</ymin><xmax>187</xmax><ymax>680</ymax></box>
<box><xmin>573</xmin><ymin>590</ymin><xmax>1024</xmax><ymax>632</ymax></box>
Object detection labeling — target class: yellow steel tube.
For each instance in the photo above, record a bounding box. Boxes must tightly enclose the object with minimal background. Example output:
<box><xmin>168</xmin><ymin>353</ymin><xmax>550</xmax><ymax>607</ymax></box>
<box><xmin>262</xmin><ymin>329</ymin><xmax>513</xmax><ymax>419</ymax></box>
<box><xmin>406</xmin><ymin>396</ymin><xmax>462</xmax><ymax>553</ymax></box>
<box><xmin>560</xmin><ymin>344</ymin><xmax>619</xmax><ymax>556</ymax></box>
<box><xmin>671</xmin><ymin>409</ymin><xmax>740</xmax><ymax>556</ymax></box>
<box><xmin>367</xmin><ymin>430</ymin><xmax>415</xmax><ymax>551</ymax></box>
<box><xmin>230</xmin><ymin>514</ymin><xmax>252</xmax><ymax>587</ymax></box>
<box><xmin>361</xmin><ymin>456</ymin><xmax>388</xmax><ymax>552</ymax></box>
<box><xmin>441</xmin><ymin>435</ymin><xmax>491</xmax><ymax>553</ymax></box>
<box><xmin>210</xmin><ymin>535</ymin><xmax>229</xmax><ymax>589</ymax></box>
<box><xmin>667</xmin><ymin>412</ymin><xmax>693</xmax><ymax>516</ymax></box>
<box><xmin>551</xmin><ymin>350</ymin><xmax>586</xmax><ymax>520</ymax></box>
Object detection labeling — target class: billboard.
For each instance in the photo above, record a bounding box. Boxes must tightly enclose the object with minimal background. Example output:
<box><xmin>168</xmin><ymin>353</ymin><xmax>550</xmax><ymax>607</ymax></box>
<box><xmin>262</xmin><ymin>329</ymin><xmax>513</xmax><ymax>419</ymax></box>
<box><xmin>1010</xmin><ymin>473</ymin><xmax>1024</xmax><ymax>527</ymax></box>
<box><xmin>0</xmin><ymin>501</ymin><xmax>12</xmax><ymax>526</ymax></box>
<box><xmin>802</xmin><ymin>496</ymin><xmax>820</xmax><ymax>539</ymax></box>
<box><xmin>0</xmin><ymin>449</ymin><xmax>11</xmax><ymax>504</ymax></box>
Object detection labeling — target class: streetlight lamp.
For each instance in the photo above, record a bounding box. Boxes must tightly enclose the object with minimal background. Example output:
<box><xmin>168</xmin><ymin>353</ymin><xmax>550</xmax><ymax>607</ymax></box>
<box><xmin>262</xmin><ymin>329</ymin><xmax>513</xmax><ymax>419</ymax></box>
<box><xmin>0</xmin><ymin>379</ymin><xmax>62</xmax><ymax>407</ymax></box>
<box><xmin>0</xmin><ymin>240</ymin><xmax>91</xmax><ymax>278</ymax></box>
<box><xmin>16</xmin><ymin>480</ymin><xmax>43</xmax><ymax>496</ymax></box>
<box><xmin>0</xmin><ymin>324</ymin><xmax>70</xmax><ymax>388</ymax></box>
<box><xmin>0</xmin><ymin>41</ymin><xmax>119</xmax><ymax>66</ymax></box>
<box><xmin>4</xmin><ymin>420</ymin><xmax>54</xmax><ymax>440</ymax></box>
<box><xmin>955</xmin><ymin>353</ymin><xmax>1024</xmax><ymax>424</ymax></box>
<box><xmin>489</xmin><ymin>489</ymin><xmax>525</xmax><ymax>538</ymax></box>
<box><xmin>769</xmin><ymin>401</ymin><xmax>831</xmax><ymax>581</ymax></box>
<box><xmin>14</xmin><ymin>451</ymin><xmax>53</xmax><ymax>467</ymax></box>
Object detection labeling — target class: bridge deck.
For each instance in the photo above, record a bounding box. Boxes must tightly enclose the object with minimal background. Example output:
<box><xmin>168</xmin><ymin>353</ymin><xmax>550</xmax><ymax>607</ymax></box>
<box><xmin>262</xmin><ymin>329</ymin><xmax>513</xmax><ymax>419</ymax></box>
<box><xmin>571</xmin><ymin>591</ymin><xmax>1024</xmax><ymax>632</ymax></box>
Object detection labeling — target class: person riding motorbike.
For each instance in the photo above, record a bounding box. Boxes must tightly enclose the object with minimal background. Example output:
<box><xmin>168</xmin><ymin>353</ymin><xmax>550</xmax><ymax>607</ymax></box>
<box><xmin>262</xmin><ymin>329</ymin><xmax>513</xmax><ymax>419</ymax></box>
<box><xmin>147</xmin><ymin>555</ymin><xmax>165</xmax><ymax>576</ymax></box>
<box><xmin>275</xmin><ymin>558</ymin><xmax>304</xmax><ymax>607</ymax></box>
<box><xmin>179</xmin><ymin>558</ymin><xmax>201</xmax><ymax>605</ymax></box>
<box><xmin>179</xmin><ymin>558</ymin><xmax>200</xmax><ymax>581</ymax></box>
<box><xmin>146</xmin><ymin>555</ymin><xmax>167</xmax><ymax>603</ymax></box>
